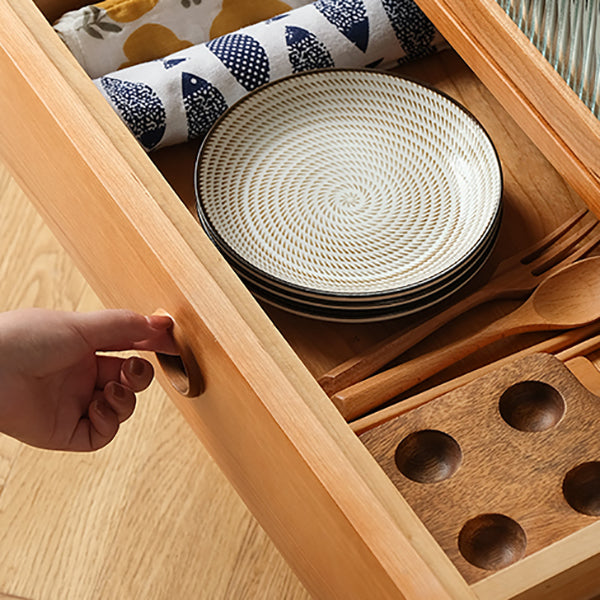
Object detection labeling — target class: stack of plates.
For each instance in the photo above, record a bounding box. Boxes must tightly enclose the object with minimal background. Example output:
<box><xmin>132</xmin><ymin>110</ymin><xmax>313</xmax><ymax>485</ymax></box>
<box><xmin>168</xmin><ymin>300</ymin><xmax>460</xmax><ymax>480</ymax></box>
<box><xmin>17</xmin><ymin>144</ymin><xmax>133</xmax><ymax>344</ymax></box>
<box><xmin>195</xmin><ymin>68</ymin><xmax>503</xmax><ymax>322</ymax></box>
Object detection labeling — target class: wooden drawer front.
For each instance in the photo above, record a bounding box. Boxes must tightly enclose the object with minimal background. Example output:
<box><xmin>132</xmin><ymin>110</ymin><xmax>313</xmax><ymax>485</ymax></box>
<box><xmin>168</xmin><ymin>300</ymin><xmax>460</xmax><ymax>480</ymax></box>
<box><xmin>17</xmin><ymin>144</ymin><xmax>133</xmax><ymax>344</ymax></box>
<box><xmin>2</xmin><ymin>0</ymin><xmax>600</xmax><ymax>598</ymax></box>
<box><xmin>0</xmin><ymin>1</ymin><xmax>472</xmax><ymax>598</ymax></box>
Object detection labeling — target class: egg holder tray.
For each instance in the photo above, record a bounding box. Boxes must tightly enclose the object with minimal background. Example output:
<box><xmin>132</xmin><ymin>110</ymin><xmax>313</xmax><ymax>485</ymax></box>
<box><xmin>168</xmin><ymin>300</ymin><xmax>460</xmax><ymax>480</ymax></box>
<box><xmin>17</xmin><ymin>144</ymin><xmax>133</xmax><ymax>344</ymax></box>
<box><xmin>359</xmin><ymin>351</ymin><xmax>600</xmax><ymax>584</ymax></box>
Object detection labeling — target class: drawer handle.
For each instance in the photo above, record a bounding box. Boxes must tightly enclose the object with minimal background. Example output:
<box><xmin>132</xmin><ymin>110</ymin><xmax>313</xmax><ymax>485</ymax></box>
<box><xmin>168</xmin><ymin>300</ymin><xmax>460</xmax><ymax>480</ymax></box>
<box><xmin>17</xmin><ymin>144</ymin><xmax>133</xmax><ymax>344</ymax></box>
<box><xmin>153</xmin><ymin>309</ymin><xmax>204</xmax><ymax>397</ymax></box>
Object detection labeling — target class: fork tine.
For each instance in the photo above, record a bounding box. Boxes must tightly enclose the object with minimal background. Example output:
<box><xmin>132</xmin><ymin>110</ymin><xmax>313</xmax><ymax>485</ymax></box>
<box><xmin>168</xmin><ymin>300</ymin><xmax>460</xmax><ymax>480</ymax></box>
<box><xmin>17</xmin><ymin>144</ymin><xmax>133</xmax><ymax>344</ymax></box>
<box><xmin>530</xmin><ymin>220</ymin><xmax>600</xmax><ymax>276</ymax></box>
<box><xmin>520</xmin><ymin>207</ymin><xmax>589</xmax><ymax>264</ymax></box>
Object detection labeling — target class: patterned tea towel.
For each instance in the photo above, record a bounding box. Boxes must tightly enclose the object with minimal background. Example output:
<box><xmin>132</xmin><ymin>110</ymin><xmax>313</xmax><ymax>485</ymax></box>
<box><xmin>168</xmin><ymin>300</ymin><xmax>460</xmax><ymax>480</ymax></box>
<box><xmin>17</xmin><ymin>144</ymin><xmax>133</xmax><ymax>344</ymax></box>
<box><xmin>93</xmin><ymin>0</ymin><xmax>446</xmax><ymax>151</ymax></box>
<box><xmin>54</xmin><ymin>0</ymin><xmax>312</xmax><ymax>78</ymax></box>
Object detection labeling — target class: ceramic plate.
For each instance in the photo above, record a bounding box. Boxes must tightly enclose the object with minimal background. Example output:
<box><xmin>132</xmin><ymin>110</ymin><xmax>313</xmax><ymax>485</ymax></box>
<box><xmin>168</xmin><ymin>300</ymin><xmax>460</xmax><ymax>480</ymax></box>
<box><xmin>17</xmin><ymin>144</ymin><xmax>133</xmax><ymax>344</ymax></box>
<box><xmin>196</xmin><ymin>68</ymin><xmax>503</xmax><ymax>318</ymax></box>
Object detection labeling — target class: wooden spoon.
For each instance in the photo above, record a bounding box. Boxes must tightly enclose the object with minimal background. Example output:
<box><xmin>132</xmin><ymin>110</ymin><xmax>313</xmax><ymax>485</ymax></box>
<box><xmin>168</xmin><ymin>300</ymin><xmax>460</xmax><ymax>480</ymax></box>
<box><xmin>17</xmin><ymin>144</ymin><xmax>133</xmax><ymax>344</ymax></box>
<box><xmin>333</xmin><ymin>256</ymin><xmax>600</xmax><ymax>420</ymax></box>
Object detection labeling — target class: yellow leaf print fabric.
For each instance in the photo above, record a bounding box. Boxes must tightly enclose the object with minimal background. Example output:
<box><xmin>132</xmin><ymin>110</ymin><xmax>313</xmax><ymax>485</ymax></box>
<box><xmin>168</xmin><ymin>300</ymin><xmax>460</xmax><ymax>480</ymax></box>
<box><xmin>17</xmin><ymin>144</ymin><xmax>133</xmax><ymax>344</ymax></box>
<box><xmin>96</xmin><ymin>0</ymin><xmax>160</xmax><ymax>22</ymax></box>
<box><xmin>120</xmin><ymin>24</ymin><xmax>193</xmax><ymax>68</ymax></box>
<box><xmin>53</xmin><ymin>0</ymin><xmax>312</xmax><ymax>78</ymax></box>
<box><xmin>210</xmin><ymin>0</ymin><xmax>298</xmax><ymax>37</ymax></box>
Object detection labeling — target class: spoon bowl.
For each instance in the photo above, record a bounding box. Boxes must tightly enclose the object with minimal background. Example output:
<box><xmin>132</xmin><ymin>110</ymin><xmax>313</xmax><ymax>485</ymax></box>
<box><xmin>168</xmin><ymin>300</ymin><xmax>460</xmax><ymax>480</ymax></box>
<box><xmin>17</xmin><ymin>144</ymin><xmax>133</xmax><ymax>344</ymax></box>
<box><xmin>531</xmin><ymin>257</ymin><xmax>600</xmax><ymax>324</ymax></box>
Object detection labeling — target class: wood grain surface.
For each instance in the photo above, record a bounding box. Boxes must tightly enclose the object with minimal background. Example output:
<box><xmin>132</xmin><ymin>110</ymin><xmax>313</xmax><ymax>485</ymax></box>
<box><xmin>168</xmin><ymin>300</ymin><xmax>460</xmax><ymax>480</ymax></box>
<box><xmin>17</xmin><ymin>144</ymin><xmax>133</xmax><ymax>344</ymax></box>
<box><xmin>360</xmin><ymin>352</ymin><xmax>600</xmax><ymax>585</ymax></box>
<box><xmin>4</xmin><ymin>1</ymin><xmax>600</xmax><ymax>594</ymax></box>
<box><xmin>0</xmin><ymin>165</ymin><xmax>310</xmax><ymax>600</ymax></box>
<box><xmin>0</xmin><ymin>5</ymin><xmax>483</xmax><ymax>597</ymax></box>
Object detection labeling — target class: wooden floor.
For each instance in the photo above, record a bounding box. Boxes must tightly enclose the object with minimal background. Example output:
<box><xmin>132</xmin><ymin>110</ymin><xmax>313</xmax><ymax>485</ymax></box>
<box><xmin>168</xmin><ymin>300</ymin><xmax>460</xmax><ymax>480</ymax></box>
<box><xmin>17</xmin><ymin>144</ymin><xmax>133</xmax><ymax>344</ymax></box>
<box><xmin>0</xmin><ymin>164</ymin><xmax>311</xmax><ymax>599</ymax></box>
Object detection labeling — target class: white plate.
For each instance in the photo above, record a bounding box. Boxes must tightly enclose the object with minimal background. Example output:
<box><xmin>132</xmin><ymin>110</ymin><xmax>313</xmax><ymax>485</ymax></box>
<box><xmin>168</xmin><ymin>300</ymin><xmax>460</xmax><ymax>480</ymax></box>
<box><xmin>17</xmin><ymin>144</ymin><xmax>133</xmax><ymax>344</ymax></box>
<box><xmin>196</xmin><ymin>68</ymin><xmax>503</xmax><ymax>300</ymax></box>
<box><xmin>237</xmin><ymin>212</ymin><xmax>501</xmax><ymax>322</ymax></box>
<box><xmin>199</xmin><ymin>204</ymin><xmax>502</xmax><ymax>310</ymax></box>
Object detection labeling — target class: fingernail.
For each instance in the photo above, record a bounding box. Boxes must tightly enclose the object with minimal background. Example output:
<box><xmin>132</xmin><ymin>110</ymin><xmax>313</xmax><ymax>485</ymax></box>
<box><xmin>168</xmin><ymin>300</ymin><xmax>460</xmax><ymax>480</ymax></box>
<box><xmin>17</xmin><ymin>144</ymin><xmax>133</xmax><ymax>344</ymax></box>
<box><xmin>146</xmin><ymin>314</ymin><xmax>173</xmax><ymax>329</ymax></box>
<box><xmin>128</xmin><ymin>357</ymin><xmax>146</xmax><ymax>377</ymax></box>
<box><xmin>94</xmin><ymin>398</ymin><xmax>111</xmax><ymax>417</ymax></box>
<box><xmin>111</xmin><ymin>382</ymin><xmax>126</xmax><ymax>399</ymax></box>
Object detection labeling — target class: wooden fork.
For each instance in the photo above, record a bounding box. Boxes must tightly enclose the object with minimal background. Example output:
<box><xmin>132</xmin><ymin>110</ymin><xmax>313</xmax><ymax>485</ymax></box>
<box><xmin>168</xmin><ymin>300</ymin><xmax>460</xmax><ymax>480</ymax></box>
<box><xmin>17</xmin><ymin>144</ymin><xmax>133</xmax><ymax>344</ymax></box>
<box><xmin>318</xmin><ymin>208</ymin><xmax>600</xmax><ymax>397</ymax></box>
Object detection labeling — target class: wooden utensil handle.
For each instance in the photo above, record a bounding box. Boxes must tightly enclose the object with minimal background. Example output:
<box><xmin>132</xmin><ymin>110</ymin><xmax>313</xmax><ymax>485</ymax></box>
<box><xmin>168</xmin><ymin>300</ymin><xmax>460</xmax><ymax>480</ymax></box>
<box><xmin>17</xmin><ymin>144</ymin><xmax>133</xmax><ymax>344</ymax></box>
<box><xmin>318</xmin><ymin>271</ymin><xmax>538</xmax><ymax>396</ymax></box>
<box><xmin>318</xmin><ymin>287</ymin><xmax>493</xmax><ymax>395</ymax></box>
<box><xmin>332</xmin><ymin>313</ymin><xmax>529</xmax><ymax>421</ymax></box>
<box><xmin>351</xmin><ymin>325</ymin><xmax>600</xmax><ymax>435</ymax></box>
<box><xmin>564</xmin><ymin>356</ymin><xmax>600</xmax><ymax>397</ymax></box>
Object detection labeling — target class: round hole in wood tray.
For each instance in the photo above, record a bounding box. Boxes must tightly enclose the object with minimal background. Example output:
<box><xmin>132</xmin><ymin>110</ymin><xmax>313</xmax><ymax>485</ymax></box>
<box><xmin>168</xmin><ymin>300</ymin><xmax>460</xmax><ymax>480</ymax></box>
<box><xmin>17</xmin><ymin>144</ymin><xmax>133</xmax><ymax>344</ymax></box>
<box><xmin>458</xmin><ymin>513</ymin><xmax>527</xmax><ymax>571</ymax></box>
<box><xmin>394</xmin><ymin>429</ymin><xmax>462</xmax><ymax>483</ymax></box>
<box><xmin>563</xmin><ymin>461</ymin><xmax>600</xmax><ymax>516</ymax></box>
<box><xmin>498</xmin><ymin>380</ymin><xmax>564</xmax><ymax>432</ymax></box>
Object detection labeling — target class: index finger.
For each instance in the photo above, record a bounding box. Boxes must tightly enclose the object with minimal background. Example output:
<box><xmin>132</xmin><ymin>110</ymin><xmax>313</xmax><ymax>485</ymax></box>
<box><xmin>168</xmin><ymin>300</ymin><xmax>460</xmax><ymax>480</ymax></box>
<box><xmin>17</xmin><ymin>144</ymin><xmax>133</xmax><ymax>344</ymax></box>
<box><xmin>73</xmin><ymin>310</ymin><xmax>176</xmax><ymax>354</ymax></box>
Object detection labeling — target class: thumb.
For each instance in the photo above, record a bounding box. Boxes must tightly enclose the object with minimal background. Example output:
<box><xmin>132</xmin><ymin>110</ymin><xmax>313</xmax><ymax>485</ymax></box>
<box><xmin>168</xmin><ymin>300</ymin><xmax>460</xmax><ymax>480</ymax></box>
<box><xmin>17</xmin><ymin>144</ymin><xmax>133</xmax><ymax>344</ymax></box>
<box><xmin>73</xmin><ymin>310</ymin><xmax>176</xmax><ymax>354</ymax></box>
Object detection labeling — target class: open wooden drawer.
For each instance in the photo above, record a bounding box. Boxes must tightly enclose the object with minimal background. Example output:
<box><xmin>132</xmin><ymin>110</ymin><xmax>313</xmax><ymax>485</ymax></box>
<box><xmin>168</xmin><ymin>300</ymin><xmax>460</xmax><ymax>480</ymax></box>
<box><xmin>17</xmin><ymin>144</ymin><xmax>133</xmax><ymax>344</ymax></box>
<box><xmin>1</xmin><ymin>1</ymin><xmax>599</xmax><ymax>598</ymax></box>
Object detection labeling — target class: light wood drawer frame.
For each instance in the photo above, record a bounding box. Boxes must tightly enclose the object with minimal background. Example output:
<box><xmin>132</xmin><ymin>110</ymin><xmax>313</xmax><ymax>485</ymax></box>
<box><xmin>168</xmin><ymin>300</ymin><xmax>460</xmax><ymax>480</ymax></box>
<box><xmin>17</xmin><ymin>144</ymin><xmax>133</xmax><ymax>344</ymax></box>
<box><xmin>414</xmin><ymin>0</ymin><xmax>600</xmax><ymax>215</ymax></box>
<box><xmin>1</xmin><ymin>1</ymin><xmax>600</xmax><ymax>598</ymax></box>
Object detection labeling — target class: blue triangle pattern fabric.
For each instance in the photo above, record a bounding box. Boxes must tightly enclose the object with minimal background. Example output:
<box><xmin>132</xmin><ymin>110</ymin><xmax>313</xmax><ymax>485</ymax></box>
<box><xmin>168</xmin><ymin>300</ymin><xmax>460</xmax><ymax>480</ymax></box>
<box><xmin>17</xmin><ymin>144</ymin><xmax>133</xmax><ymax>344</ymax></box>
<box><xmin>182</xmin><ymin>73</ymin><xmax>229</xmax><ymax>141</ymax></box>
<box><xmin>99</xmin><ymin>77</ymin><xmax>166</xmax><ymax>151</ymax></box>
<box><xmin>286</xmin><ymin>25</ymin><xmax>335</xmax><ymax>72</ymax></box>
<box><xmin>162</xmin><ymin>58</ymin><xmax>188</xmax><ymax>69</ymax></box>
<box><xmin>381</xmin><ymin>0</ymin><xmax>436</xmax><ymax>61</ymax></box>
<box><xmin>207</xmin><ymin>33</ymin><xmax>270</xmax><ymax>91</ymax></box>
<box><xmin>94</xmin><ymin>0</ymin><xmax>445</xmax><ymax>151</ymax></box>
<box><xmin>314</xmin><ymin>0</ymin><xmax>369</xmax><ymax>52</ymax></box>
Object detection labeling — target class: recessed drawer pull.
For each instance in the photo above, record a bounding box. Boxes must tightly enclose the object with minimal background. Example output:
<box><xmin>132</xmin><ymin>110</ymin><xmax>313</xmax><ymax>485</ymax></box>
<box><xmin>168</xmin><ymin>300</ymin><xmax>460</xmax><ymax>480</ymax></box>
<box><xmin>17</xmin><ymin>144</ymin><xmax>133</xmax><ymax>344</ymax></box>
<box><xmin>153</xmin><ymin>309</ymin><xmax>204</xmax><ymax>398</ymax></box>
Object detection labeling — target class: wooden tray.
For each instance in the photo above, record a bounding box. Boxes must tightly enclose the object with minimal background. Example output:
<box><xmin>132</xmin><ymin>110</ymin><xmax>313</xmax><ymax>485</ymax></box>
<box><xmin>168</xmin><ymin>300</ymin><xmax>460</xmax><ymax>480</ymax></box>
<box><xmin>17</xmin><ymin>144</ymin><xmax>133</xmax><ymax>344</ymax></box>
<box><xmin>361</xmin><ymin>353</ymin><xmax>600</xmax><ymax>590</ymax></box>
<box><xmin>0</xmin><ymin>1</ymin><xmax>598</xmax><ymax>598</ymax></box>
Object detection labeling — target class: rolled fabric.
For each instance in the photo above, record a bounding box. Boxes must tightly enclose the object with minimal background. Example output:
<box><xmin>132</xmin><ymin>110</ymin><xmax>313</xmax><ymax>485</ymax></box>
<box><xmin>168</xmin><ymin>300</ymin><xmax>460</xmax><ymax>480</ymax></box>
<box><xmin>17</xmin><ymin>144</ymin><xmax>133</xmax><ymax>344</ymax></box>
<box><xmin>54</xmin><ymin>0</ymin><xmax>312</xmax><ymax>78</ymax></box>
<box><xmin>94</xmin><ymin>0</ymin><xmax>446</xmax><ymax>151</ymax></box>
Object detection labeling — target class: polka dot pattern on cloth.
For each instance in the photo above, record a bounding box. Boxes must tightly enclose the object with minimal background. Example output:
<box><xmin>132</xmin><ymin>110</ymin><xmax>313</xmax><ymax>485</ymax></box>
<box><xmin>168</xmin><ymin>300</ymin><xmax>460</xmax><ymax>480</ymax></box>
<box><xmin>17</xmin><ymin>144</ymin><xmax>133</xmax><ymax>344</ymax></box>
<box><xmin>207</xmin><ymin>33</ymin><xmax>271</xmax><ymax>91</ymax></box>
<box><xmin>314</xmin><ymin>0</ymin><xmax>369</xmax><ymax>51</ymax></box>
<box><xmin>181</xmin><ymin>73</ymin><xmax>229</xmax><ymax>140</ymax></box>
<box><xmin>100</xmin><ymin>76</ymin><xmax>166</xmax><ymax>150</ymax></box>
<box><xmin>94</xmin><ymin>0</ymin><xmax>446</xmax><ymax>151</ymax></box>
<box><xmin>381</xmin><ymin>0</ymin><xmax>436</xmax><ymax>60</ymax></box>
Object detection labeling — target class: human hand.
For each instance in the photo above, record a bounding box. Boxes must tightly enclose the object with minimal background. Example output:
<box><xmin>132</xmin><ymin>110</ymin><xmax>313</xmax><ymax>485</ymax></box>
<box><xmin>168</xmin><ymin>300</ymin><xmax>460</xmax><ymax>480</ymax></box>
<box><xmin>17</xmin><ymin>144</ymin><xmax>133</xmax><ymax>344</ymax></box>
<box><xmin>0</xmin><ymin>308</ymin><xmax>176</xmax><ymax>451</ymax></box>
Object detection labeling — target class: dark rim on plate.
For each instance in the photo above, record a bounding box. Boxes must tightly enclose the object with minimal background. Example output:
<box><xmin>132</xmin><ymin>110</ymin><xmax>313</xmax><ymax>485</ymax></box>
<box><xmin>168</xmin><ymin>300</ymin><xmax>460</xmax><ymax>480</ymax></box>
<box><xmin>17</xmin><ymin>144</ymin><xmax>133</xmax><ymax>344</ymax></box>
<box><xmin>240</xmin><ymin>213</ymin><xmax>502</xmax><ymax>322</ymax></box>
<box><xmin>194</xmin><ymin>67</ymin><xmax>504</xmax><ymax>305</ymax></box>
<box><xmin>198</xmin><ymin>204</ymin><xmax>502</xmax><ymax>311</ymax></box>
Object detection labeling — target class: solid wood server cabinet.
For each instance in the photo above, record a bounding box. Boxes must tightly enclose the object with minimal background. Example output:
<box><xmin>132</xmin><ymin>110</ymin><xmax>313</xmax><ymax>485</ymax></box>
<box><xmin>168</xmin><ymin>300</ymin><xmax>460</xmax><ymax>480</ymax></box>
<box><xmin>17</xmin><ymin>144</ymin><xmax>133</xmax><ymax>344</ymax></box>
<box><xmin>2</xmin><ymin>0</ymin><xmax>600</xmax><ymax>598</ymax></box>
